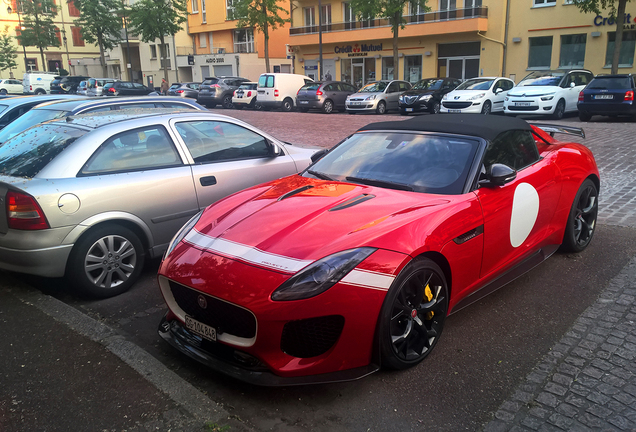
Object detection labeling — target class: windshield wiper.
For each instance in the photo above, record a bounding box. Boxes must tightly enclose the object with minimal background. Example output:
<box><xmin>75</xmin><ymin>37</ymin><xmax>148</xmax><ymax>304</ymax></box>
<box><xmin>307</xmin><ymin>170</ymin><xmax>334</xmax><ymax>181</ymax></box>
<box><xmin>345</xmin><ymin>176</ymin><xmax>414</xmax><ymax>191</ymax></box>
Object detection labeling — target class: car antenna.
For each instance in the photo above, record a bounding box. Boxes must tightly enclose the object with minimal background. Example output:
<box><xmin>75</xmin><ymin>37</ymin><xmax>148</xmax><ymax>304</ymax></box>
<box><xmin>66</xmin><ymin>116</ymin><xmax>74</xmax><ymax>123</ymax></box>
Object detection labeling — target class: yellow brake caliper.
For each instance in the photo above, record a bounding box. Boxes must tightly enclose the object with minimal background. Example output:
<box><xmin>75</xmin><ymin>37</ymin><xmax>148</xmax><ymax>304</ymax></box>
<box><xmin>424</xmin><ymin>284</ymin><xmax>434</xmax><ymax>321</ymax></box>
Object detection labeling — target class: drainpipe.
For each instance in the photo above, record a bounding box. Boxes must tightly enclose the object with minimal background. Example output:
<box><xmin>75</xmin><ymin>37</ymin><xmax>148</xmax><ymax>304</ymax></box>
<box><xmin>477</xmin><ymin>32</ymin><xmax>505</xmax><ymax>76</ymax></box>
<box><xmin>502</xmin><ymin>0</ymin><xmax>511</xmax><ymax>77</ymax></box>
<box><xmin>172</xmin><ymin>34</ymin><xmax>179</xmax><ymax>83</ymax></box>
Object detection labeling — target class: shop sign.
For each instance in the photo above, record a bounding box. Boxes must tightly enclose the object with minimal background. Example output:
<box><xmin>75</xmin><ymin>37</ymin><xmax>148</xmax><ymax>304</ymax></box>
<box><xmin>205</xmin><ymin>57</ymin><xmax>225</xmax><ymax>64</ymax></box>
<box><xmin>304</xmin><ymin>65</ymin><xmax>318</xmax><ymax>70</ymax></box>
<box><xmin>334</xmin><ymin>43</ymin><xmax>383</xmax><ymax>57</ymax></box>
<box><xmin>594</xmin><ymin>13</ymin><xmax>635</xmax><ymax>29</ymax></box>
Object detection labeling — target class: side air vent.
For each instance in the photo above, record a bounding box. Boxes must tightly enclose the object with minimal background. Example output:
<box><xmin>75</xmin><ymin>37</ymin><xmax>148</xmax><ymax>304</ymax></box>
<box><xmin>277</xmin><ymin>185</ymin><xmax>315</xmax><ymax>201</ymax></box>
<box><xmin>329</xmin><ymin>194</ymin><xmax>376</xmax><ymax>211</ymax></box>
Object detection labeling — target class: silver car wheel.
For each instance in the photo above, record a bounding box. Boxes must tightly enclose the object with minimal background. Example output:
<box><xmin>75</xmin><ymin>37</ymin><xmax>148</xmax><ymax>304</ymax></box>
<box><xmin>84</xmin><ymin>234</ymin><xmax>137</xmax><ymax>289</ymax></box>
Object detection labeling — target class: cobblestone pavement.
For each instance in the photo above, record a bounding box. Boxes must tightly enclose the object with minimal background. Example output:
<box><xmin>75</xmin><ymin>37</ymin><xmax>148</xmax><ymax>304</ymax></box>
<box><xmin>212</xmin><ymin>109</ymin><xmax>636</xmax><ymax>431</ymax></box>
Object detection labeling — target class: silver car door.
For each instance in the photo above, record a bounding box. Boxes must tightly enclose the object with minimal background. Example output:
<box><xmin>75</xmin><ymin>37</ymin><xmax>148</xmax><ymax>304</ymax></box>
<box><xmin>172</xmin><ymin>119</ymin><xmax>299</xmax><ymax>210</ymax></box>
<box><xmin>386</xmin><ymin>82</ymin><xmax>400</xmax><ymax>110</ymax></box>
<box><xmin>78</xmin><ymin>125</ymin><xmax>199</xmax><ymax>255</ymax></box>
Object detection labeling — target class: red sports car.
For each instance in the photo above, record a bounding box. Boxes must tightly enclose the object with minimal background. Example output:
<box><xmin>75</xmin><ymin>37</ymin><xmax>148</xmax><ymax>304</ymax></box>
<box><xmin>157</xmin><ymin>114</ymin><xmax>599</xmax><ymax>386</ymax></box>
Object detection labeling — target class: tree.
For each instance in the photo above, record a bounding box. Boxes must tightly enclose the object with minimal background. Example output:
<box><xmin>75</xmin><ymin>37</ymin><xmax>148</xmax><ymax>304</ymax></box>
<box><xmin>17</xmin><ymin>0</ymin><xmax>60</xmax><ymax>71</ymax></box>
<box><xmin>349</xmin><ymin>0</ymin><xmax>429</xmax><ymax>81</ymax></box>
<box><xmin>128</xmin><ymin>0</ymin><xmax>187</xmax><ymax>82</ymax></box>
<box><xmin>572</xmin><ymin>0</ymin><xmax>631</xmax><ymax>74</ymax></box>
<box><xmin>73</xmin><ymin>0</ymin><xmax>123</xmax><ymax>77</ymax></box>
<box><xmin>0</xmin><ymin>26</ymin><xmax>18</xmax><ymax>78</ymax></box>
<box><xmin>234</xmin><ymin>0</ymin><xmax>289</xmax><ymax>73</ymax></box>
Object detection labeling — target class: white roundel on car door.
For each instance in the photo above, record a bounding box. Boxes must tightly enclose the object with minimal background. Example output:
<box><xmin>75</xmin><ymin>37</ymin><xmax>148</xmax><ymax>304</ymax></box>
<box><xmin>510</xmin><ymin>182</ymin><xmax>539</xmax><ymax>248</ymax></box>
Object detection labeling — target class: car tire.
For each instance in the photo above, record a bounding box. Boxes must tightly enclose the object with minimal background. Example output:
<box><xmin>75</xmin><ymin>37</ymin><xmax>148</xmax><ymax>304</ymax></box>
<box><xmin>322</xmin><ymin>99</ymin><xmax>334</xmax><ymax>114</ymax></box>
<box><xmin>553</xmin><ymin>99</ymin><xmax>565</xmax><ymax>120</ymax></box>
<box><xmin>222</xmin><ymin>95</ymin><xmax>233</xmax><ymax>109</ymax></box>
<box><xmin>34</xmin><ymin>89</ymin><xmax>46</xmax><ymax>95</ymax></box>
<box><xmin>560</xmin><ymin>178</ymin><xmax>598</xmax><ymax>253</ymax></box>
<box><xmin>481</xmin><ymin>100</ymin><xmax>492</xmax><ymax>115</ymax></box>
<box><xmin>379</xmin><ymin>257</ymin><xmax>448</xmax><ymax>370</ymax></box>
<box><xmin>281</xmin><ymin>97</ymin><xmax>294</xmax><ymax>112</ymax></box>
<box><xmin>578</xmin><ymin>112</ymin><xmax>592</xmax><ymax>122</ymax></box>
<box><xmin>0</xmin><ymin>89</ymin><xmax>6</xmax><ymax>95</ymax></box>
<box><xmin>431</xmin><ymin>101</ymin><xmax>441</xmax><ymax>114</ymax></box>
<box><xmin>67</xmin><ymin>224</ymin><xmax>145</xmax><ymax>299</ymax></box>
<box><xmin>376</xmin><ymin>101</ymin><xmax>387</xmax><ymax>115</ymax></box>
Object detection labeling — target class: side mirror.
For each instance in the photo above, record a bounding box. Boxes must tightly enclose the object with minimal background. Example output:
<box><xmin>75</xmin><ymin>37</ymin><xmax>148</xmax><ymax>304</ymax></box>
<box><xmin>310</xmin><ymin>148</ymin><xmax>329</xmax><ymax>163</ymax></box>
<box><xmin>495</xmin><ymin>88</ymin><xmax>503</xmax><ymax>94</ymax></box>
<box><xmin>569</xmin><ymin>82</ymin><xmax>575</xmax><ymax>88</ymax></box>
<box><xmin>480</xmin><ymin>163</ymin><xmax>517</xmax><ymax>187</ymax></box>
<box><xmin>269</xmin><ymin>143</ymin><xmax>282</xmax><ymax>157</ymax></box>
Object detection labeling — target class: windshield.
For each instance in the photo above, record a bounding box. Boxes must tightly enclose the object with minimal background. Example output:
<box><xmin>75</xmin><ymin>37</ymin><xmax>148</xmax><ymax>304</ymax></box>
<box><xmin>202</xmin><ymin>78</ymin><xmax>219</xmax><ymax>86</ymax></box>
<box><xmin>518</xmin><ymin>71</ymin><xmax>565</xmax><ymax>87</ymax></box>
<box><xmin>169</xmin><ymin>84</ymin><xmax>182</xmax><ymax>89</ymax></box>
<box><xmin>588</xmin><ymin>77</ymin><xmax>632</xmax><ymax>89</ymax></box>
<box><xmin>456</xmin><ymin>79</ymin><xmax>494</xmax><ymax>91</ymax></box>
<box><xmin>304</xmin><ymin>132</ymin><xmax>479</xmax><ymax>195</ymax></box>
<box><xmin>239</xmin><ymin>84</ymin><xmax>257</xmax><ymax>90</ymax></box>
<box><xmin>0</xmin><ymin>109</ymin><xmax>68</xmax><ymax>144</ymax></box>
<box><xmin>0</xmin><ymin>105</ymin><xmax>7</xmax><ymax>114</ymax></box>
<box><xmin>412</xmin><ymin>79</ymin><xmax>444</xmax><ymax>90</ymax></box>
<box><xmin>359</xmin><ymin>82</ymin><xmax>388</xmax><ymax>93</ymax></box>
<box><xmin>0</xmin><ymin>124</ymin><xmax>86</xmax><ymax>178</ymax></box>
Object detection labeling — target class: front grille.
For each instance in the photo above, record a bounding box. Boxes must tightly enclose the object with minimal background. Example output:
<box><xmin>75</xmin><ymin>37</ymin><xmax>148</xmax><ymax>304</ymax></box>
<box><xmin>281</xmin><ymin>315</ymin><xmax>345</xmax><ymax>358</ymax></box>
<box><xmin>169</xmin><ymin>281</ymin><xmax>256</xmax><ymax>339</ymax></box>
<box><xmin>442</xmin><ymin>101</ymin><xmax>472</xmax><ymax>109</ymax></box>
<box><xmin>507</xmin><ymin>105</ymin><xmax>540</xmax><ymax>111</ymax></box>
<box><xmin>402</xmin><ymin>95</ymin><xmax>418</xmax><ymax>105</ymax></box>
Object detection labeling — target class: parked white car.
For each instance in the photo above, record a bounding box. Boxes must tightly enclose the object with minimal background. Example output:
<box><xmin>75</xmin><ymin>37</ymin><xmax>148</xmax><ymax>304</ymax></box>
<box><xmin>0</xmin><ymin>79</ymin><xmax>23</xmax><ymax>95</ymax></box>
<box><xmin>503</xmin><ymin>69</ymin><xmax>594</xmax><ymax>119</ymax></box>
<box><xmin>440</xmin><ymin>77</ymin><xmax>514</xmax><ymax>114</ymax></box>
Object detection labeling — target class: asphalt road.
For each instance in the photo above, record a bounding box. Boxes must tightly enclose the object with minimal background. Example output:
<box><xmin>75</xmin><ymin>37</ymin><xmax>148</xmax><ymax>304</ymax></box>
<box><xmin>4</xmin><ymin>108</ymin><xmax>636</xmax><ymax>431</ymax></box>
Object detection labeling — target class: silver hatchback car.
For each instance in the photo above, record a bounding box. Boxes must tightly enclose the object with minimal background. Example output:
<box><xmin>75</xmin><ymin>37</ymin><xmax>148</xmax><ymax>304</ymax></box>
<box><xmin>345</xmin><ymin>80</ymin><xmax>412</xmax><ymax>114</ymax></box>
<box><xmin>0</xmin><ymin>110</ymin><xmax>320</xmax><ymax>298</ymax></box>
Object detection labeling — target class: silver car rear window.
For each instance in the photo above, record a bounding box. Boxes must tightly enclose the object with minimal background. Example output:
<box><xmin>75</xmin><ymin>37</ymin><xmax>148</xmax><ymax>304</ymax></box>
<box><xmin>0</xmin><ymin>124</ymin><xmax>86</xmax><ymax>178</ymax></box>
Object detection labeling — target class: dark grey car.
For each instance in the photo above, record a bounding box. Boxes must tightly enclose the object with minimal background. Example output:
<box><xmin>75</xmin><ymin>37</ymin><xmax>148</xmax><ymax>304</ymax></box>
<box><xmin>296</xmin><ymin>81</ymin><xmax>358</xmax><ymax>114</ymax></box>
<box><xmin>197</xmin><ymin>76</ymin><xmax>249</xmax><ymax>108</ymax></box>
<box><xmin>167</xmin><ymin>82</ymin><xmax>200</xmax><ymax>98</ymax></box>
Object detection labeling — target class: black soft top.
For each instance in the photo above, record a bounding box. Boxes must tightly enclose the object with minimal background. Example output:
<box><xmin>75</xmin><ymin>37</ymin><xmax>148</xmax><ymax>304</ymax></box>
<box><xmin>358</xmin><ymin>113</ymin><xmax>533</xmax><ymax>142</ymax></box>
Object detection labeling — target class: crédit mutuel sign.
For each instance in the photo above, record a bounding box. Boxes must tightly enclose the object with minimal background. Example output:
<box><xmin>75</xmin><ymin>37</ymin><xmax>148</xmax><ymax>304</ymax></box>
<box><xmin>334</xmin><ymin>43</ymin><xmax>383</xmax><ymax>57</ymax></box>
<box><xmin>594</xmin><ymin>13</ymin><xmax>636</xmax><ymax>30</ymax></box>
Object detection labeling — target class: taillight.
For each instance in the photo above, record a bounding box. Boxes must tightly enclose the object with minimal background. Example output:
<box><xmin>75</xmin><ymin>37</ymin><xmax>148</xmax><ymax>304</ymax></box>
<box><xmin>625</xmin><ymin>90</ymin><xmax>634</xmax><ymax>101</ymax></box>
<box><xmin>176</xmin><ymin>89</ymin><xmax>184</xmax><ymax>93</ymax></box>
<box><xmin>30</xmin><ymin>85</ymin><xmax>32</xmax><ymax>91</ymax></box>
<box><xmin>274</xmin><ymin>89</ymin><xmax>279</xmax><ymax>97</ymax></box>
<box><xmin>578</xmin><ymin>91</ymin><xmax>584</xmax><ymax>102</ymax></box>
<box><xmin>247</xmin><ymin>91</ymin><xmax>252</xmax><ymax>97</ymax></box>
<box><xmin>211</xmin><ymin>84</ymin><xmax>221</xmax><ymax>88</ymax></box>
<box><xmin>108</xmin><ymin>88</ymin><xmax>116</xmax><ymax>93</ymax></box>
<box><xmin>6</xmin><ymin>190</ymin><xmax>49</xmax><ymax>230</ymax></box>
<box><xmin>316</xmin><ymin>90</ymin><xmax>323</xmax><ymax>96</ymax></box>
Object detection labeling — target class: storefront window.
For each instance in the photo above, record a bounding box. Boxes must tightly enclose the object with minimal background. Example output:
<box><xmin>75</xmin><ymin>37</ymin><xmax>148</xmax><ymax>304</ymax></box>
<box><xmin>364</xmin><ymin>58</ymin><xmax>376</xmax><ymax>84</ymax></box>
<box><xmin>404</xmin><ymin>55</ymin><xmax>422</xmax><ymax>84</ymax></box>
<box><xmin>341</xmin><ymin>58</ymin><xmax>375</xmax><ymax>88</ymax></box>
<box><xmin>605</xmin><ymin>31</ymin><xmax>636</xmax><ymax>67</ymax></box>
<box><xmin>382</xmin><ymin>57</ymin><xmax>394</xmax><ymax>80</ymax></box>
<box><xmin>528</xmin><ymin>36</ymin><xmax>553</xmax><ymax>69</ymax></box>
<box><xmin>559</xmin><ymin>34</ymin><xmax>586</xmax><ymax>68</ymax></box>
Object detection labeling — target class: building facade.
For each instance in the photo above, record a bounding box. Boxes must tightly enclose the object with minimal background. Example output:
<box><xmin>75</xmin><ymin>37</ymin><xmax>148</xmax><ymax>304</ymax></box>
<box><xmin>0</xmin><ymin>0</ymin><xmax>101</xmax><ymax>78</ymax></box>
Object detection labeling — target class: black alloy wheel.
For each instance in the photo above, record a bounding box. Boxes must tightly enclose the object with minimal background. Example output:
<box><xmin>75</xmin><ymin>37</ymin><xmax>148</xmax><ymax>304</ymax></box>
<box><xmin>553</xmin><ymin>99</ymin><xmax>566</xmax><ymax>120</ymax></box>
<box><xmin>431</xmin><ymin>101</ymin><xmax>441</xmax><ymax>114</ymax></box>
<box><xmin>481</xmin><ymin>100</ymin><xmax>492</xmax><ymax>115</ymax></box>
<box><xmin>379</xmin><ymin>258</ymin><xmax>448</xmax><ymax>370</ymax></box>
<box><xmin>222</xmin><ymin>94</ymin><xmax>233</xmax><ymax>109</ymax></box>
<box><xmin>561</xmin><ymin>179</ymin><xmax>598</xmax><ymax>253</ymax></box>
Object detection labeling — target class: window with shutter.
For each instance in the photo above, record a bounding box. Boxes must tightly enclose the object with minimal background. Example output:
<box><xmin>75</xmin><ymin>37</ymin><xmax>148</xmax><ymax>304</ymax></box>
<box><xmin>71</xmin><ymin>27</ymin><xmax>84</xmax><ymax>46</ymax></box>
<box><xmin>68</xmin><ymin>0</ymin><xmax>80</xmax><ymax>17</ymax></box>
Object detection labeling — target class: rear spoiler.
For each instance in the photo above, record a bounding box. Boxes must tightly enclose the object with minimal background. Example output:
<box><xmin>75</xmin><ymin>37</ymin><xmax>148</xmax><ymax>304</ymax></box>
<box><xmin>529</xmin><ymin>123</ymin><xmax>585</xmax><ymax>139</ymax></box>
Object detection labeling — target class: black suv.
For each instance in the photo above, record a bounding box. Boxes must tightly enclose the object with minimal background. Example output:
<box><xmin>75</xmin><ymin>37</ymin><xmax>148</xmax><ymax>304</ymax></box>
<box><xmin>577</xmin><ymin>74</ymin><xmax>636</xmax><ymax>121</ymax></box>
<box><xmin>103</xmin><ymin>81</ymin><xmax>153</xmax><ymax>96</ymax></box>
<box><xmin>398</xmin><ymin>78</ymin><xmax>462</xmax><ymax>115</ymax></box>
<box><xmin>50</xmin><ymin>75</ymin><xmax>89</xmax><ymax>94</ymax></box>
<box><xmin>197</xmin><ymin>76</ymin><xmax>249</xmax><ymax>108</ymax></box>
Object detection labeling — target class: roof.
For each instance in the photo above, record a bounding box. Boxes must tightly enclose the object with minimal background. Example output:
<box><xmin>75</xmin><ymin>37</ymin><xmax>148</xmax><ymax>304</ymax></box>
<box><xmin>0</xmin><ymin>94</ymin><xmax>85</xmax><ymax>107</ymax></box>
<box><xmin>358</xmin><ymin>114</ymin><xmax>533</xmax><ymax>142</ymax></box>
<box><xmin>32</xmin><ymin>96</ymin><xmax>201</xmax><ymax>112</ymax></box>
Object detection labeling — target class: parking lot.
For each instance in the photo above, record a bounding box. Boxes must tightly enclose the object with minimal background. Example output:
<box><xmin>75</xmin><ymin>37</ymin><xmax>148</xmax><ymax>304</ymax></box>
<box><xmin>3</xmin><ymin>108</ymin><xmax>636</xmax><ymax>431</ymax></box>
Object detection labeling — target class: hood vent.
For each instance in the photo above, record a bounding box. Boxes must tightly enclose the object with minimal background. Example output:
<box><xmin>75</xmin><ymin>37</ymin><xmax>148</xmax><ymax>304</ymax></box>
<box><xmin>277</xmin><ymin>185</ymin><xmax>315</xmax><ymax>201</ymax></box>
<box><xmin>329</xmin><ymin>194</ymin><xmax>376</xmax><ymax>211</ymax></box>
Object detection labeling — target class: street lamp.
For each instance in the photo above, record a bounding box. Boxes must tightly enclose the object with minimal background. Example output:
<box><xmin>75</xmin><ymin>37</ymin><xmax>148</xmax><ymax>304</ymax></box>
<box><xmin>6</xmin><ymin>3</ymin><xmax>29</xmax><ymax>72</ymax></box>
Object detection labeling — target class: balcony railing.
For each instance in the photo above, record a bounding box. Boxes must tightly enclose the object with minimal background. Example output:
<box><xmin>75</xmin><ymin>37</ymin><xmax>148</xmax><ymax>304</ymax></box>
<box><xmin>290</xmin><ymin>7</ymin><xmax>487</xmax><ymax>36</ymax></box>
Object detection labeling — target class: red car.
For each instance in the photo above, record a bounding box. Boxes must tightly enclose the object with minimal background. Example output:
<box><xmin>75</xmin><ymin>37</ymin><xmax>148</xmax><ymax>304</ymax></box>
<box><xmin>157</xmin><ymin>114</ymin><xmax>599</xmax><ymax>385</ymax></box>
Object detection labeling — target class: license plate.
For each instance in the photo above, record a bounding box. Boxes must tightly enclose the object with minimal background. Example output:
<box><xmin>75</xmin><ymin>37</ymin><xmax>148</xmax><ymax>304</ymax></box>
<box><xmin>405</xmin><ymin>108</ymin><xmax>413</xmax><ymax>112</ymax></box>
<box><xmin>449</xmin><ymin>109</ymin><xmax>462</xmax><ymax>113</ymax></box>
<box><xmin>185</xmin><ymin>315</ymin><xmax>216</xmax><ymax>341</ymax></box>
<box><xmin>299</xmin><ymin>100</ymin><xmax>309</xmax><ymax>104</ymax></box>
<box><xmin>515</xmin><ymin>102</ymin><xmax>531</xmax><ymax>106</ymax></box>
<box><xmin>354</xmin><ymin>102</ymin><xmax>361</xmax><ymax>105</ymax></box>
<box><xmin>594</xmin><ymin>95</ymin><xmax>613</xmax><ymax>99</ymax></box>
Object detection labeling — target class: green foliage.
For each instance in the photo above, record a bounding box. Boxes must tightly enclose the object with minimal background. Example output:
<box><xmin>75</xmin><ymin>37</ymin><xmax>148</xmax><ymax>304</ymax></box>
<box><xmin>18</xmin><ymin>0</ymin><xmax>59</xmax><ymax>50</ymax></box>
<box><xmin>234</xmin><ymin>0</ymin><xmax>288</xmax><ymax>33</ymax></box>
<box><xmin>571</xmin><ymin>0</ymin><xmax>631</xmax><ymax>16</ymax></box>
<box><xmin>0</xmin><ymin>27</ymin><xmax>18</xmax><ymax>74</ymax></box>
<box><xmin>204</xmin><ymin>423</ymin><xmax>231</xmax><ymax>432</ymax></box>
<box><xmin>127</xmin><ymin>0</ymin><xmax>187</xmax><ymax>44</ymax></box>
<box><xmin>73</xmin><ymin>0</ymin><xmax>122</xmax><ymax>51</ymax></box>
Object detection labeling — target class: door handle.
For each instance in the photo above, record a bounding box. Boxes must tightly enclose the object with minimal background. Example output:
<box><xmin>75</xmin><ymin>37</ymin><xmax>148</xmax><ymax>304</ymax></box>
<box><xmin>200</xmin><ymin>176</ymin><xmax>217</xmax><ymax>186</ymax></box>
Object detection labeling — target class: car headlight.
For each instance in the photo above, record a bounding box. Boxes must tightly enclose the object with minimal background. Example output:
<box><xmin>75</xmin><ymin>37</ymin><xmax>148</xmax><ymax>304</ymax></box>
<box><xmin>271</xmin><ymin>247</ymin><xmax>377</xmax><ymax>301</ymax></box>
<box><xmin>364</xmin><ymin>95</ymin><xmax>376</xmax><ymax>101</ymax></box>
<box><xmin>505</xmin><ymin>97</ymin><xmax>509</xmax><ymax>101</ymax></box>
<box><xmin>164</xmin><ymin>210</ymin><xmax>204</xmax><ymax>259</ymax></box>
<box><xmin>443</xmin><ymin>94</ymin><xmax>449</xmax><ymax>100</ymax></box>
<box><xmin>419</xmin><ymin>94</ymin><xmax>432</xmax><ymax>101</ymax></box>
<box><xmin>541</xmin><ymin>95</ymin><xmax>555</xmax><ymax>101</ymax></box>
<box><xmin>468</xmin><ymin>93</ymin><xmax>486</xmax><ymax>100</ymax></box>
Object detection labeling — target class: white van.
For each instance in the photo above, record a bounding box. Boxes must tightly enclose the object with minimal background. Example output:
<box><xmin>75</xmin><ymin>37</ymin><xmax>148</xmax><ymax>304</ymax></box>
<box><xmin>23</xmin><ymin>72</ymin><xmax>58</xmax><ymax>95</ymax></box>
<box><xmin>257</xmin><ymin>73</ymin><xmax>313</xmax><ymax>112</ymax></box>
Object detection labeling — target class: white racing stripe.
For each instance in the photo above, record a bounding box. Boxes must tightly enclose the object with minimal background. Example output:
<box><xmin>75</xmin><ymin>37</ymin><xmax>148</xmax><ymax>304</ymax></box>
<box><xmin>183</xmin><ymin>229</ymin><xmax>396</xmax><ymax>291</ymax></box>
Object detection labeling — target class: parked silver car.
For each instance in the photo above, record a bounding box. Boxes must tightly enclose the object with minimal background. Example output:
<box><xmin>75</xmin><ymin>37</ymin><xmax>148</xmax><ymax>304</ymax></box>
<box><xmin>345</xmin><ymin>80</ymin><xmax>412</xmax><ymax>114</ymax></box>
<box><xmin>0</xmin><ymin>110</ymin><xmax>320</xmax><ymax>298</ymax></box>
